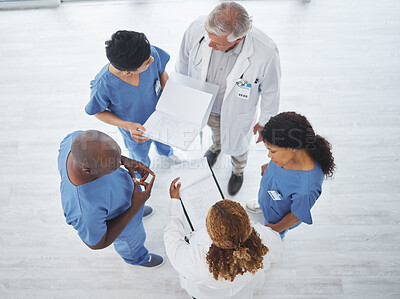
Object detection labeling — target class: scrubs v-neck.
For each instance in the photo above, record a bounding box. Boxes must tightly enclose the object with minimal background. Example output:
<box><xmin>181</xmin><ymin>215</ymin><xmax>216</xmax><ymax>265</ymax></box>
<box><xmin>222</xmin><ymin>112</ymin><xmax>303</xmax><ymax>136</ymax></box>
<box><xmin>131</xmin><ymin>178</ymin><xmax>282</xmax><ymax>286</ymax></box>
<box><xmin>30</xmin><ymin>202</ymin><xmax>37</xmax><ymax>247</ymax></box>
<box><xmin>85</xmin><ymin>46</ymin><xmax>172</xmax><ymax>166</ymax></box>
<box><xmin>258</xmin><ymin>161</ymin><xmax>324</xmax><ymax>237</ymax></box>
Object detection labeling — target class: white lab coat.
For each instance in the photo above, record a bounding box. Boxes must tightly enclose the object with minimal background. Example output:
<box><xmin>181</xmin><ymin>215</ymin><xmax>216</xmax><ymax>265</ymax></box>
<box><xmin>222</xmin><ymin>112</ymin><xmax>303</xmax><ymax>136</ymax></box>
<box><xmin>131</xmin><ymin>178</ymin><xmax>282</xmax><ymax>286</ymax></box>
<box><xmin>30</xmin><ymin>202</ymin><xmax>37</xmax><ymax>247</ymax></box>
<box><xmin>176</xmin><ymin>17</ymin><xmax>281</xmax><ymax>156</ymax></box>
<box><xmin>164</xmin><ymin>199</ymin><xmax>283</xmax><ymax>299</ymax></box>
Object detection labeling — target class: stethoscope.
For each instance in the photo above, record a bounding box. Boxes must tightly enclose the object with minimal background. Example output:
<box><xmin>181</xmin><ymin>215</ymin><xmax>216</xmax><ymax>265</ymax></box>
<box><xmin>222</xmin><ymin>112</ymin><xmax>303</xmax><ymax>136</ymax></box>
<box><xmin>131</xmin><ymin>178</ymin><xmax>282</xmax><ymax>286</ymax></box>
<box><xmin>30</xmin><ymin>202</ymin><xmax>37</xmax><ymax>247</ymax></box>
<box><xmin>193</xmin><ymin>36</ymin><xmax>251</xmax><ymax>88</ymax></box>
<box><xmin>192</xmin><ymin>36</ymin><xmax>205</xmax><ymax>66</ymax></box>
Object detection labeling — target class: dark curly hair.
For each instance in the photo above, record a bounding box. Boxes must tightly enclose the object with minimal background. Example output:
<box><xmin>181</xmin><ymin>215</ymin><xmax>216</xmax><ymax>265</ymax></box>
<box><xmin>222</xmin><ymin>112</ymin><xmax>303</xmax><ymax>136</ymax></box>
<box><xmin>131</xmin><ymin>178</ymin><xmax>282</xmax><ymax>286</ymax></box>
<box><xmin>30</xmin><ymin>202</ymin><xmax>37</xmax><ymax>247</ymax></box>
<box><xmin>205</xmin><ymin>200</ymin><xmax>269</xmax><ymax>281</ymax></box>
<box><xmin>105</xmin><ymin>30</ymin><xmax>151</xmax><ymax>71</ymax></box>
<box><xmin>261</xmin><ymin>112</ymin><xmax>335</xmax><ymax>178</ymax></box>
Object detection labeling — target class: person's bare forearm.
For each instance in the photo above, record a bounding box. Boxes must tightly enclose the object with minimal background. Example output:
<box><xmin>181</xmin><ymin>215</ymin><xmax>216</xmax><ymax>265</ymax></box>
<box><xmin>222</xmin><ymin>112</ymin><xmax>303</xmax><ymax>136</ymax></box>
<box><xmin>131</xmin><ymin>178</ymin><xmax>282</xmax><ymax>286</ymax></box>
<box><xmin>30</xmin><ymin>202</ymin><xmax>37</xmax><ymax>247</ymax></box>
<box><xmin>160</xmin><ymin>71</ymin><xmax>169</xmax><ymax>91</ymax></box>
<box><xmin>98</xmin><ymin>204</ymin><xmax>140</xmax><ymax>249</ymax></box>
<box><xmin>86</xmin><ymin>176</ymin><xmax>155</xmax><ymax>250</ymax></box>
<box><xmin>94</xmin><ymin>111</ymin><xmax>148</xmax><ymax>143</ymax></box>
<box><xmin>95</xmin><ymin>111</ymin><xmax>129</xmax><ymax>131</ymax></box>
<box><xmin>267</xmin><ymin>211</ymin><xmax>300</xmax><ymax>233</ymax></box>
<box><xmin>87</xmin><ymin>193</ymin><xmax>143</xmax><ymax>250</ymax></box>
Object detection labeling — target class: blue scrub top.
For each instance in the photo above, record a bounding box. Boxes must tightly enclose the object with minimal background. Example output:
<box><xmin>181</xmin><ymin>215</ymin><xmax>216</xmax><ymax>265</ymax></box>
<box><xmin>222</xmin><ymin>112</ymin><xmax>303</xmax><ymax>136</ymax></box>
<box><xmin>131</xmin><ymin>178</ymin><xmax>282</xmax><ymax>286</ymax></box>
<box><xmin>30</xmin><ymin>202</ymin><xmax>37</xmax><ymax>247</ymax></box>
<box><xmin>85</xmin><ymin>46</ymin><xmax>170</xmax><ymax>126</ymax></box>
<box><xmin>58</xmin><ymin>131</ymin><xmax>134</xmax><ymax>246</ymax></box>
<box><xmin>258</xmin><ymin>161</ymin><xmax>324</xmax><ymax>233</ymax></box>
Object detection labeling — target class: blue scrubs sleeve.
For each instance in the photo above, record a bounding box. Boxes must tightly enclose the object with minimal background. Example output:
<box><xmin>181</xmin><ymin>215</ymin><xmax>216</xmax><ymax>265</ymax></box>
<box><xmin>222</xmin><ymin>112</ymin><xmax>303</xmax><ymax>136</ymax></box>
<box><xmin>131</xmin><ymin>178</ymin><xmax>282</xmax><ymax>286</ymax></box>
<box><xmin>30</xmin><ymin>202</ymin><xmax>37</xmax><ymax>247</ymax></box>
<box><xmin>290</xmin><ymin>193</ymin><xmax>315</xmax><ymax>225</ymax></box>
<box><xmin>152</xmin><ymin>46</ymin><xmax>170</xmax><ymax>74</ymax></box>
<box><xmin>73</xmin><ymin>213</ymin><xmax>107</xmax><ymax>246</ymax></box>
<box><xmin>85</xmin><ymin>80</ymin><xmax>111</xmax><ymax>115</ymax></box>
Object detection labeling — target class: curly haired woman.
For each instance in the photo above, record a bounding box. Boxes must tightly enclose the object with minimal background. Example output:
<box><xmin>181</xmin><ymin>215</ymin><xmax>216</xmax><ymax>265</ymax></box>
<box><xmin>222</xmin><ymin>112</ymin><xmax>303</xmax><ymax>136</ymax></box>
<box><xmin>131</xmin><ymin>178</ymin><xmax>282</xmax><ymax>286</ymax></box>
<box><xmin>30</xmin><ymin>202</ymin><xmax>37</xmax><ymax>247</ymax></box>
<box><xmin>164</xmin><ymin>186</ymin><xmax>283</xmax><ymax>299</ymax></box>
<box><xmin>246</xmin><ymin>112</ymin><xmax>335</xmax><ymax>238</ymax></box>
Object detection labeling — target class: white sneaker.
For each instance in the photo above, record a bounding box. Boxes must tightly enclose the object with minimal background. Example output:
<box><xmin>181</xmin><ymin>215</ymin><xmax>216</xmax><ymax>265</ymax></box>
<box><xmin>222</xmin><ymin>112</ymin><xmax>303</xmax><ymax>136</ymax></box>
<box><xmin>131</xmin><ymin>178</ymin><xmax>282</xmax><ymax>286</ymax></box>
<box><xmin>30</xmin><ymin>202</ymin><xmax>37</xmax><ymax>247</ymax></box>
<box><xmin>246</xmin><ymin>200</ymin><xmax>263</xmax><ymax>214</ymax></box>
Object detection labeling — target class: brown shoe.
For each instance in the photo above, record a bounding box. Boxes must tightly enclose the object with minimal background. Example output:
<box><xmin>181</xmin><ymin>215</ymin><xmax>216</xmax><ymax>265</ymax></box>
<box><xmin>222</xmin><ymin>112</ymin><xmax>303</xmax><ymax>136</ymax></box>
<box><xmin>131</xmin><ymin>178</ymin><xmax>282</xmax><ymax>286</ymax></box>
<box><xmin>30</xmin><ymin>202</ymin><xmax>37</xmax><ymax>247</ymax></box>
<box><xmin>204</xmin><ymin>148</ymin><xmax>221</xmax><ymax>168</ymax></box>
<box><xmin>228</xmin><ymin>172</ymin><xmax>244</xmax><ymax>196</ymax></box>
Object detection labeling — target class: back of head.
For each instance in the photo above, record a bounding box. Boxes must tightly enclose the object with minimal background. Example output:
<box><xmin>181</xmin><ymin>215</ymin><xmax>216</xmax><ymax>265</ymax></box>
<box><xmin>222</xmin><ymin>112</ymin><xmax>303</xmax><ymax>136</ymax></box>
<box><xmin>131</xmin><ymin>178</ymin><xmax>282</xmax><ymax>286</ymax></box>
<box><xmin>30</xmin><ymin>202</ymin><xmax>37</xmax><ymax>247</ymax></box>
<box><xmin>205</xmin><ymin>2</ymin><xmax>252</xmax><ymax>42</ymax></box>
<box><xmin>71</xmin><ymin>130</ymin><xmax>121</xmax><ymax>171</ymax></box>
<box><xmin>261</xmin><ymin>112</ymin><xmax>336</xmax><ymax>177</ymax></box>
<box><xmin>105</xmin><ymin>30</ymin><xmax>151</xmax><ymax>71</ymax></box>
<box><xmin>205</xmin><ymin>199</ymin><xmax>269</xmax><ymax>281</ymax></box>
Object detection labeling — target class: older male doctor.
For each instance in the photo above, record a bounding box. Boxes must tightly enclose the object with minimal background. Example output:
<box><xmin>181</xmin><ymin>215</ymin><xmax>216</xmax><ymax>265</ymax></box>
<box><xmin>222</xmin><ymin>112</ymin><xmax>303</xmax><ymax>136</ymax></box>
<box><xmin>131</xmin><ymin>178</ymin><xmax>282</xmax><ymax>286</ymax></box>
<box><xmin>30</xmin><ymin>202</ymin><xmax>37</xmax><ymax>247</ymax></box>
<box><xmin>176</xmin><ymin>2</ymin><xmax>281</xmax><ymax>195</ymax></box>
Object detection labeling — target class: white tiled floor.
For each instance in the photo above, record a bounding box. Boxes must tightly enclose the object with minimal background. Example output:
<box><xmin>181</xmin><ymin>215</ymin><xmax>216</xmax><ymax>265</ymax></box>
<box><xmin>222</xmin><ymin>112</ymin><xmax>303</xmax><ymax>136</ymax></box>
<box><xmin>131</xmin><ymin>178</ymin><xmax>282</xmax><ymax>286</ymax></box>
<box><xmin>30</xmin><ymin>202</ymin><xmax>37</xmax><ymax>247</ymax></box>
<box><xmin>1</xmin><ymin>0</ymin><xmax>400</xmax><ymax>298</ymax></box>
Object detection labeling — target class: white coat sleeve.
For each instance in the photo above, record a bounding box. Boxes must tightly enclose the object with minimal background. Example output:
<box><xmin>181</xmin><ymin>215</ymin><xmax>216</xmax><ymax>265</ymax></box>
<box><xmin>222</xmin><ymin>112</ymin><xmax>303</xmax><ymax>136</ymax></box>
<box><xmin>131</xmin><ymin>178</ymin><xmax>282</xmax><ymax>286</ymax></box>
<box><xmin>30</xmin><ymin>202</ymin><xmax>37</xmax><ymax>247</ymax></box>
<box><xmin>164</xmin><ymin>199</ymin><xmax>205</xmax><ymax>276</ymax></box>
<box><xmin>175</xmin><ymin>27</ymin><xmax>191</xmax><ymax>76</ymax></box>
<box><xmin>257</xmin><ymin>49</ymin><xmax>281</xmax><ymax>126</ymax></box>
<box><xmin>253</xmin><ymin>223</ymin><xmax>283</xmax><ymax>266</ymax></box>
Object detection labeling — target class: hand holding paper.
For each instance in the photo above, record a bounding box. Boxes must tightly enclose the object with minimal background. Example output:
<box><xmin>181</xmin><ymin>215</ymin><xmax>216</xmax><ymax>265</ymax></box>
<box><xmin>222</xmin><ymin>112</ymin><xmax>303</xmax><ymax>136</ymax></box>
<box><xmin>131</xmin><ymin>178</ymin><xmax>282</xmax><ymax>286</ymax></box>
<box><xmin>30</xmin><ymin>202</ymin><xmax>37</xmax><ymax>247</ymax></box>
<box><xmin>124</xmin><ymin>122</ymin><xmax>149</xmax><ymax>142</ymax></box>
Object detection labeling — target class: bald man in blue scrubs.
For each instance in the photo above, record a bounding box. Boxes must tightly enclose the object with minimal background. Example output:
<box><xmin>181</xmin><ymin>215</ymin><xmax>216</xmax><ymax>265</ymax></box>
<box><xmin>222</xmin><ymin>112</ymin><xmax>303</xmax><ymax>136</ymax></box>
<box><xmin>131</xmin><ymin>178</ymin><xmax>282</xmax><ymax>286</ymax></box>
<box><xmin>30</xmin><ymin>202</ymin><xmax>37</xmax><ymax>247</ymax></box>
<box><xmin>57</xmin><ymin>130</ymin><xmax>164</xmax><ymax>268</ymax></box>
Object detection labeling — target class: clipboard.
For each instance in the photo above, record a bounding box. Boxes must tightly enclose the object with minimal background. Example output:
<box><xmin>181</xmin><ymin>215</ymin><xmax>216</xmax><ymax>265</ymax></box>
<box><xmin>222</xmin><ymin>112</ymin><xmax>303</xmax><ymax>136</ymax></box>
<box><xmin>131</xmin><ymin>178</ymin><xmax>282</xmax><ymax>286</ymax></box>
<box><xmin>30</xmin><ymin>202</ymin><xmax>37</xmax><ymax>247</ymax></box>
<box><xmin>172</xmin><ymin>157</ymin><xmax>224</xmax><ymax>232</ymax></box>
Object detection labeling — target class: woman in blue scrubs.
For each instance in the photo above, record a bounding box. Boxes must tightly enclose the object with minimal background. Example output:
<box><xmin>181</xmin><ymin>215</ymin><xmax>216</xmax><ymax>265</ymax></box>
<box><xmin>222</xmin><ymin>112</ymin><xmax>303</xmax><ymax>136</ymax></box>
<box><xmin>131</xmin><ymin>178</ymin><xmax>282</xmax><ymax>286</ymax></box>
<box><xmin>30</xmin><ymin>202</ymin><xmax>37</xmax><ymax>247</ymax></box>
<box><xmin>256</xmin><ymin>112</ymin><xmax>335</xmax><ymax>238</ymax></box>
<box><xmin>85</xmin><ymin>30</ymin><xmax>173</xmax><ymax>167</ymax></box>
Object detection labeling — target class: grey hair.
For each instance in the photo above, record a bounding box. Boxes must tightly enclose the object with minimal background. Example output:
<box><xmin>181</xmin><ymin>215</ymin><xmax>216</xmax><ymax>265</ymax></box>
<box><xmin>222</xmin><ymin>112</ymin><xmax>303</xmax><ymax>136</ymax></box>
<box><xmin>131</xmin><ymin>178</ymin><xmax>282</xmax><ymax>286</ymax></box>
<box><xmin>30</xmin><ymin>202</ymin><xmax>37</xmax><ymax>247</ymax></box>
<box><xmin>205</xmin><ymin>2</ymin><xmax>252</xmax><ymax>42</ymax></box>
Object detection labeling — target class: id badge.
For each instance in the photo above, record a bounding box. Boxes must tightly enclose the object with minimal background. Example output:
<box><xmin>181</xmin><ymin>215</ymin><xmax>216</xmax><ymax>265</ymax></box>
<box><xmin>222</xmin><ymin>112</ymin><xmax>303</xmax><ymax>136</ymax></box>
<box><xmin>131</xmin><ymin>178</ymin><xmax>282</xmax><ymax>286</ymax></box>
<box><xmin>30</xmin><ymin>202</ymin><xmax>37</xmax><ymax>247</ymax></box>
<box><xmin>155</xmin><ymin>79</ymin><xmax>161</xmax><ymax>96</ymax></box>
<box><xmin>268</xmin><ymin>190</ymin><xmax>284</xmax><ymax>201</ymax></box>
<box><xmin>237</xmin><ymin>83</ymin><xmax>251</xmax><ymax>100</ymax></box>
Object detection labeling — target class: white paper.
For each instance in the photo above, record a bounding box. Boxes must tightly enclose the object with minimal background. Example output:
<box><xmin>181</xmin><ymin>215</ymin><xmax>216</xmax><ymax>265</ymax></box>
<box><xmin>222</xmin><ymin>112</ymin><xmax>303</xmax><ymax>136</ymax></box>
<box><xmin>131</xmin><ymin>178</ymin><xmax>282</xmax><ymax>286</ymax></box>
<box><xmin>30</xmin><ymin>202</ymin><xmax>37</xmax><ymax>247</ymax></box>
<box><xmin>169</xmin><ymin>72</ymin><xmax>219</xmax><ymax>95</ymax></box>
<box><xmin>155</xmin><ymin>80</ymin><xmax>213</xmax><ymax>125</ymax></box>
<box><xmin>143</xmin><ymin>73</ymin><xmax>218</xmax><ymax>150</ymax></box>
<box><xmin>169</xmin><ymin>72</ymin><xmax>219</xmax><ymax>128</ymax></box>
<box><xmin>144</xmin><ymin>111</ymin><xmax>200</xmax><ymax>150</ymax></box>
<box><xmin>171</xmin><ymin>158</ymin><xmax>210</xmax><ymax>188</ymax></box>
<box><xmin>172</xmin><ymin>158</ymin><xmax>223</xmax><ymax>231</ymax></box>
<box><xmin>180</xmin><ymin>176</ymin><xmax>222</xmax><ymax>231</ymax></box>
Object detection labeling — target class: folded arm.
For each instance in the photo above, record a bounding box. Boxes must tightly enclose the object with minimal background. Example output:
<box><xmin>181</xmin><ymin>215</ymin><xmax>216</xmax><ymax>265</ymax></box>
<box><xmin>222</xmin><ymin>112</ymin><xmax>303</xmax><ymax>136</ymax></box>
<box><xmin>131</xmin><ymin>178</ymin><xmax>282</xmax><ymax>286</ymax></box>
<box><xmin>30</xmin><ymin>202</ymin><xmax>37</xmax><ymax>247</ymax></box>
<box><xmin>85</xmin><ymin>175</ymin><xmax>155</xmax><ymax>250</ymax></box>
<box><xmin>266</xmin><ymin>211</ymin><xmax>300</xmax><ymax>233</ymax></box>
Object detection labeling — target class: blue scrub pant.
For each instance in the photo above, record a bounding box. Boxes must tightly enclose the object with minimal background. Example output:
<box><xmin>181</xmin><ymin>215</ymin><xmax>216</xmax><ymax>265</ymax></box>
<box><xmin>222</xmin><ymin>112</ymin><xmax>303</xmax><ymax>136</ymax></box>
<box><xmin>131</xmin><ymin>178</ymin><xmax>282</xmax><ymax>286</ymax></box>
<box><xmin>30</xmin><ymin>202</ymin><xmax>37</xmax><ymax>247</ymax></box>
<box><xmin>119</xmin><ymin>128</ymin><xmax>173</xmax><ymax>167</ymax></box>
<box><xmin>113</xmin><ymin>205</ymin><xmax>150</xmax><ymax>265</ymax></box>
